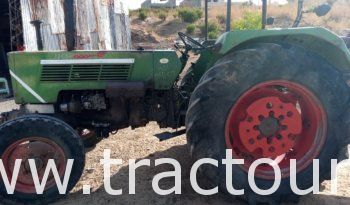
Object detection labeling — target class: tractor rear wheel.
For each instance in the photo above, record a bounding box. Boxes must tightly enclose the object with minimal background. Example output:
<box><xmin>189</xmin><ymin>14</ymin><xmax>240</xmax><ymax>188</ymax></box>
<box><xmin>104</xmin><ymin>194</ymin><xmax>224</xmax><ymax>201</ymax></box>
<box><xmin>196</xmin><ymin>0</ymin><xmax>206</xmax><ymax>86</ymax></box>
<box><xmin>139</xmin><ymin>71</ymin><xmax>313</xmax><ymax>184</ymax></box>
<box><xmin>186</xmin><ymin>43</ymin><xmax>349</xmax><ymax>204</ymax></box>
<box><xmin>0</xmin><ymin>115</ymin><xmax>85</xmax><ymax>204</ymax></box>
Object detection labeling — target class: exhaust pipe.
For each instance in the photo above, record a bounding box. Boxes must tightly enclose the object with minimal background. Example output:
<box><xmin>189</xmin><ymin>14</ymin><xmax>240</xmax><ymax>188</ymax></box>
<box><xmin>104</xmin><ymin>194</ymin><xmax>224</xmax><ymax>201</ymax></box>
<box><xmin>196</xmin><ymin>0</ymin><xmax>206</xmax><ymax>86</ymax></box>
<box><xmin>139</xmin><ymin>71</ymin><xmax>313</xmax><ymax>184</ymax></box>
<box><xmin>30</xmin><ymin>20</ymin><xmax>44</xmax><ymax>51</ymax></box>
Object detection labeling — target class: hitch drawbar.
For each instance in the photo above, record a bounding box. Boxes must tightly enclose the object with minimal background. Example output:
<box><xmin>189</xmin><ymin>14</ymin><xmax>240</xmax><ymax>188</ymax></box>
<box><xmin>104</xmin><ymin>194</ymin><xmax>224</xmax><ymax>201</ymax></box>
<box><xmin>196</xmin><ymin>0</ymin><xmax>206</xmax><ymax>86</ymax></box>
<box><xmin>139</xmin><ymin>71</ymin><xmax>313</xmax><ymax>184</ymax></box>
<box><xmin>154</xmin><ymin>129</ymin><xmax>186</xmax><ymax>141</ymax></box>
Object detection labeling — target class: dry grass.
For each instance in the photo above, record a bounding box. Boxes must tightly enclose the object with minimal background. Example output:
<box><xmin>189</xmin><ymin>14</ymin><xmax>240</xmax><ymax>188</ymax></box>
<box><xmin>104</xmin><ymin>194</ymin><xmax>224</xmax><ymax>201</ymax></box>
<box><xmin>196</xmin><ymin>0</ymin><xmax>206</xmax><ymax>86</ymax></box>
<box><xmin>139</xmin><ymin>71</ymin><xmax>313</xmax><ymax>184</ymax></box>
<box><xmin>208</xmin><ymin>1</ymin><xmax>350</xmax><ymax>33</ymax></box>
<box><xmin>130</xmin><ymin>1</ymin><xmax>350</xmax><ymax>47</ymax></box>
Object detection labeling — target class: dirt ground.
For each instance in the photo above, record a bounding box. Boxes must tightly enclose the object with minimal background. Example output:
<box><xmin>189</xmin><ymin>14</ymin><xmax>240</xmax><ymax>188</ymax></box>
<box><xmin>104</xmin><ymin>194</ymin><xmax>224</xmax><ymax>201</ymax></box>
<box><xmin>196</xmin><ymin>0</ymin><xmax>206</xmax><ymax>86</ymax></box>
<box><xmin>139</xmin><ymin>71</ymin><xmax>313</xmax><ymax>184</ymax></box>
<box><xmin>0</xmin><ymin>98</ymin><xmax>350</xmax><ymax>205</ymax></box>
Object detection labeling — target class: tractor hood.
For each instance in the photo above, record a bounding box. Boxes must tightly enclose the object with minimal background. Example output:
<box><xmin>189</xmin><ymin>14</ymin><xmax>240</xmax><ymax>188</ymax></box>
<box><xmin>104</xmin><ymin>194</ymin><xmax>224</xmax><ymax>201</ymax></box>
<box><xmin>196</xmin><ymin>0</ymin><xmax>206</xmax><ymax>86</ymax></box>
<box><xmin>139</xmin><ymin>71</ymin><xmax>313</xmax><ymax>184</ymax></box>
<box><xmin>7</xmin><ymin>50</ymin><xmax>182</xmax><ymax>104</ymax></box>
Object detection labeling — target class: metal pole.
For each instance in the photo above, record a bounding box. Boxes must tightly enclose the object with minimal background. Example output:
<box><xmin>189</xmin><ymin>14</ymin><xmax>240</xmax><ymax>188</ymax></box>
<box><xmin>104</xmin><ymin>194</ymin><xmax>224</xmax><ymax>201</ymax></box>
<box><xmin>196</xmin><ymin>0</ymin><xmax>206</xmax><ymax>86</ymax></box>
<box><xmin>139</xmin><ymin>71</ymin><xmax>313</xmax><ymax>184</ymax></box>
<box><xmin>8</xmin><ymin>0</ymin><xmax>23</xmax><ymax>51</ymax></box>
<box><xmin>205</xmin><ymin>0</ymin><xmax>208</xmax><ymax>40</ymax></box>
<box><xmin>8</xmin><ymin>0</ymin><xmax>13</xmax><ymax>51</ymax></box>
<box><xmin>292</xmin><ymin>0</ymin><xmax>304</xmax><ymax>27</ymax></box>
<box><xmin>226</xmin><ymin>0</ymin><xmax>231</xmax><ymax>32</ymax></box>
<box><xmin>262</xmin><ymin>0</ymin><xmax>267</xmax><ymax>29</ymax></box>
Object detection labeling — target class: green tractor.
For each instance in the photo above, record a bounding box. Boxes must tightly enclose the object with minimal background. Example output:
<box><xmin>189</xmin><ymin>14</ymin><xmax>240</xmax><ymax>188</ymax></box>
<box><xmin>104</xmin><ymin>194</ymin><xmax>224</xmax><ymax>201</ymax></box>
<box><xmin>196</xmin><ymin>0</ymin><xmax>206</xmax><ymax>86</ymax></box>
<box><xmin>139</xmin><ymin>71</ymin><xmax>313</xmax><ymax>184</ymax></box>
<box><xmin>1</xmin><ymin>2</ymin><xmax>350</xmax><ymax>205</ymax></box>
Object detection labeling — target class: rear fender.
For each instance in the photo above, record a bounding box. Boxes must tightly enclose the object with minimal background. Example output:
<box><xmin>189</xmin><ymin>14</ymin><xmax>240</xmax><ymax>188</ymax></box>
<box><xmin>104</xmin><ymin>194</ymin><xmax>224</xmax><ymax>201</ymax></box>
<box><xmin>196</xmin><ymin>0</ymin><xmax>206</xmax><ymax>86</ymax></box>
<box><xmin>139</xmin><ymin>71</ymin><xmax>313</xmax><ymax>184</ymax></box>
<box><xmin>217</xmin><ymin>27</ymin><xmax>350</xmax><ymax>73</ymax></box>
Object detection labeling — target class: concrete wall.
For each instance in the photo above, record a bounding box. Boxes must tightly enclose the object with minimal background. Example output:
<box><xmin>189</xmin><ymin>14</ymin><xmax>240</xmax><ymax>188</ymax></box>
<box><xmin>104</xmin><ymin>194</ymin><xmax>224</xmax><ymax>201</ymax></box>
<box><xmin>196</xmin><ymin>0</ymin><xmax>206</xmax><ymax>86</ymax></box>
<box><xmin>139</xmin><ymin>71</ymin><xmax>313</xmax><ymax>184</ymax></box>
<box><xmin>126</xmin><ymin>0</ymin><xmax>147</xmax><ymax>10</ymax></box>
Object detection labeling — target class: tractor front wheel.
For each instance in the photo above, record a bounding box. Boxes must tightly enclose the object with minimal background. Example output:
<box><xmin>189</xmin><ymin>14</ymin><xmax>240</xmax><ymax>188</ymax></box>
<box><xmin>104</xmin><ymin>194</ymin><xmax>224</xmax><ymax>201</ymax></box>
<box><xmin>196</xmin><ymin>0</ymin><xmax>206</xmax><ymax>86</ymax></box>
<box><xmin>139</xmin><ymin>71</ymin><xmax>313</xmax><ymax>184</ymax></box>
<box><xmin>186</xmin><ymin>43</ymin><xmax>349</xmax><ymax>204</ymax></box>
<box><xmin>0</xmin><ymin>115</ymin><xmax>85</xmax><ymax>204</ymax></box>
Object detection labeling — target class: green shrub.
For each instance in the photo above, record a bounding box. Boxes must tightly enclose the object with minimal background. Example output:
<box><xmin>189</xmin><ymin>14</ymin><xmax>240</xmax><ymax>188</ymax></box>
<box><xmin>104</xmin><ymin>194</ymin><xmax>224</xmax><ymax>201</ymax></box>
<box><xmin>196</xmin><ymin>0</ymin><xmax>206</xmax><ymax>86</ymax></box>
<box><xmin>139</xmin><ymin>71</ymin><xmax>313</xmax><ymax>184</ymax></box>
<box><xmin>232</xmin><ymin>11</ymin><xmax>262</xmax><ymax>30</ymax></box>
<box><xmin>199</xmin><ymin>21</ymin><xmax>221</xmax><ymax>39</ymax></box>
<box><xmin>194</xmin><ymin>8</ymin><xmax>203</xmax><ymax>19</ymax></box>
<box><xmin>129</xmin><ymin>10</ymin><xmax>136</xmax><ymax>17</ymax></box>
<box><xmin>186</xmin><ymin>24</ymin><xmax>196</xmax><ymax>34</ymax></box>
<box><xmin>242</xmin><ymin>1</ymin><xmax>254</xmax><ymax>7</ymax></box>
<box><xmin>173</xmin><ymin>11</ymin><xmax>178</xmax><ymax>19</ymax></box>
<box><xmin>216</xmin><ymin>14</ymin><xmax>226</xmax><ymax>24</ymax></box>
<box><xmin>178</xmin><ymin>8</ymin><xmax>203</xmax><ymax>23</ymax></box>
<box><xmin>199</xmin><ymin>21</ymin><xmax>220</xmax><ymax>34</ymax></box>
<box><xmin>208</xmin><ymin>31</ymin><xmax>219</xmax><ymax>39</ymax></box>
<box><xmin>138</xmin><ymin>9</ymin><xmax>148</xmax><ymax>21</ymax></box>
<box><xmin>158</xmin><ymin>11</ymin><xmax>167</xmax><ymax>21</ymax></box>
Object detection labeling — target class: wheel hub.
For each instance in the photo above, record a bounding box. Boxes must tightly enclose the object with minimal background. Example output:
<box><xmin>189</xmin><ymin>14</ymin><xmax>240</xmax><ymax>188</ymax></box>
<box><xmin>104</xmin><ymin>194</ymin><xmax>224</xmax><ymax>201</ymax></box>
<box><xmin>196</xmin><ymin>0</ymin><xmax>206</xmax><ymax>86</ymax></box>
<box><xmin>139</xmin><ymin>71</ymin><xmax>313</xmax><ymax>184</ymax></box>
<box><xmin>23</xmin><ymin>157</ymin><xmax>44</xmax><ymax>172</ymax></box>
<box><xmin>239</xmin><ymin>96</ymin><xmax>302</xmax><ymax>158</ymax></box>
<box><xmin>225</xmin><ymin>80</ymin><xmax>327</xmax><ymax>179</ymax></box>
<box><xmin>2</xmin><ymin>137</ymin><xmax>67</xmax><ymax>193</ymax></box>
<box><xmin>259</xmin><ymin>117</ymin><xmax>279</xmax><ymax>137</ymax></box>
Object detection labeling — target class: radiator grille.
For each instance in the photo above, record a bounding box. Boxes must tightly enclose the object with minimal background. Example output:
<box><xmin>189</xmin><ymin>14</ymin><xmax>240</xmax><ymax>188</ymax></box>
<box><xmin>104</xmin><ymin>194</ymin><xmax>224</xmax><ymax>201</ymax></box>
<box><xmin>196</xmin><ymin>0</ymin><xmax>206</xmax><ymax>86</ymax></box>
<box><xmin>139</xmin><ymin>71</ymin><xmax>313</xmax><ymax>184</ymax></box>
<box><xmin>40</xmin><ymin>65</ymin><xmax>70</xmax><ymax>82</ymax></box>
<box><xmin>41</xmin><ymin>64</ymin><xmax>132</xmax><ymax>82</ymax></box>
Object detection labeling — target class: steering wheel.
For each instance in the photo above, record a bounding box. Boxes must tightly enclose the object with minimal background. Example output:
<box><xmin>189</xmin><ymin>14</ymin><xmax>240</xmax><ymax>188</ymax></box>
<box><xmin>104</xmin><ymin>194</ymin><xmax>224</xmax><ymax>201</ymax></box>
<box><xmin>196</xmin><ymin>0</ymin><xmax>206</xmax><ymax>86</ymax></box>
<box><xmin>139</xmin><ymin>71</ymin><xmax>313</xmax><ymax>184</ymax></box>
<box><xmin>178</xmin><ymin>32</ymin><xmax>205</xmax><ymax>49</ymax></box>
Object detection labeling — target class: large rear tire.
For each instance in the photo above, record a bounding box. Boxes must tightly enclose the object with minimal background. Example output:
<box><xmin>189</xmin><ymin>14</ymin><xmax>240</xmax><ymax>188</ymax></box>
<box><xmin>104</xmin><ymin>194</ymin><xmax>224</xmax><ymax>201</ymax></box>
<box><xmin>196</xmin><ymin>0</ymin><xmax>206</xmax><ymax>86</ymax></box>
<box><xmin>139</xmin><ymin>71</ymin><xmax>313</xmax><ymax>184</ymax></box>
<box><xmin>186</xmin><ymin>43</ymin><xmax>349</xmax><ymax>204</ymax></box>
<box><xmin>0</xmin><ymin>115</ymin><xmax>85</xmax><ymax>204</ymax></box>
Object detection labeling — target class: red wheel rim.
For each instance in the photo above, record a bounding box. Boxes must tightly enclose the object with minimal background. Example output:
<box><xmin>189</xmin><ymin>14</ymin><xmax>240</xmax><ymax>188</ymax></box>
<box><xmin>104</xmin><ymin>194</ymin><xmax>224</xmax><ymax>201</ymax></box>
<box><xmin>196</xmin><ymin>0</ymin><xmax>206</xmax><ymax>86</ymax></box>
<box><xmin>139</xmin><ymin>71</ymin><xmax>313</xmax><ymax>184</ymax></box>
<box><xmin>2</xmin><ymin>137</ymin><xmax>67</xmax><ymax>193</ymax></box>
<box><xmin>225</xmin><ymin>80</ymin><xmax>327</xmax><ymax>179</ymax></box>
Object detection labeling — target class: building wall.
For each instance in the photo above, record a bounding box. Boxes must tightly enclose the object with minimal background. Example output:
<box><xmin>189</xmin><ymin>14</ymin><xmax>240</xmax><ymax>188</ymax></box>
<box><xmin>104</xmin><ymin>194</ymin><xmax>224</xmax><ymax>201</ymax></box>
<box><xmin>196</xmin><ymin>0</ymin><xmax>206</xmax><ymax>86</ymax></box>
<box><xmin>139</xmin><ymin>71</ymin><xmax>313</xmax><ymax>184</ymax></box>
<box><xmin>207</xmin><ymin>0</ymin><xmax>227</xmax><ymax>3</ymax></box>
<box><xmin>150</xmin><ymin>0</ymin><xmax>185</xmax><ymax>7</ymax></box>
<box><xmin>125</xmin><ymin>0</ymin><xmax>147</xmax><ymax>10</ymax></box>
<box><xmin>127</xmin><ymin>0</ymin><xmax>185</xmax><ymax>10</ymax></box>
<box><xmin>21</xmin><ymin>0</ymin><xmax>131</xmax><ymax>51</ymax></box>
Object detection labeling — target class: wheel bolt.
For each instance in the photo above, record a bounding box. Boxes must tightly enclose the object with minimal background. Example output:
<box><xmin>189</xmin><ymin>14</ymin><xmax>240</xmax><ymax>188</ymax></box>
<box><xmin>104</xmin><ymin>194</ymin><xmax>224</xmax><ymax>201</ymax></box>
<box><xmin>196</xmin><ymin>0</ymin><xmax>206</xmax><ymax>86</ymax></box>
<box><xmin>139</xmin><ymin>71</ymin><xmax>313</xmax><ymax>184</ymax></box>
<box><xmin>266</xmin><ymin>102</ymin><xmax>273</xmax><ymax>109</ymax></box>
<box><xmin>253</xmin><ymin>125</ymin><xmax>259</xmax><ymax>130</ymax></box>
<box><xmin>246</xmin><ymin>129</ymin><xmax>250</xmax><ymax>133</ymax></box>
<box><xmin>269</xmin><ymin>111</ymin><xmax>275</xmax><ymax>117</ymax></box>
<box><xmin>249</xmin><ymin>139</ymin><xmax>255</xmax><ymax>144</ymax></box>
<box><xmin>258</xmin><ymin>115</ymin><xmax>265</xmax><ymax>121</ymax></box>
<box><xmin>287</xmin><ymin>111</ymin><xmax>293</xmax><ymax>117</ymax></box>
<box><xmin>277</xmin><ymin>134</ymin><xmax>283</xmax><ymax>140</ymax></box>
<box><xmin>279</xmin><ymin>115</ymin><xmax>284</xmax><ymax>120</ymax></box>
<box><xmin>267</xmin><ymin>137</ymin><xmax>273</xmax><ymax>144</ymax></box>
<box><xmin>257</xmin><ymin>135</ymin><xmax>263</xmax><ymax>140</ymax></box>
<box><xmin>269</xmin><ymin>147</ymin><xmax>275</xmax><ymax>153</ymax></box>
<box><xmin>281</xmin><ymin>125</ymin><xmax>288</xmax><ymax>130</ymax></box>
